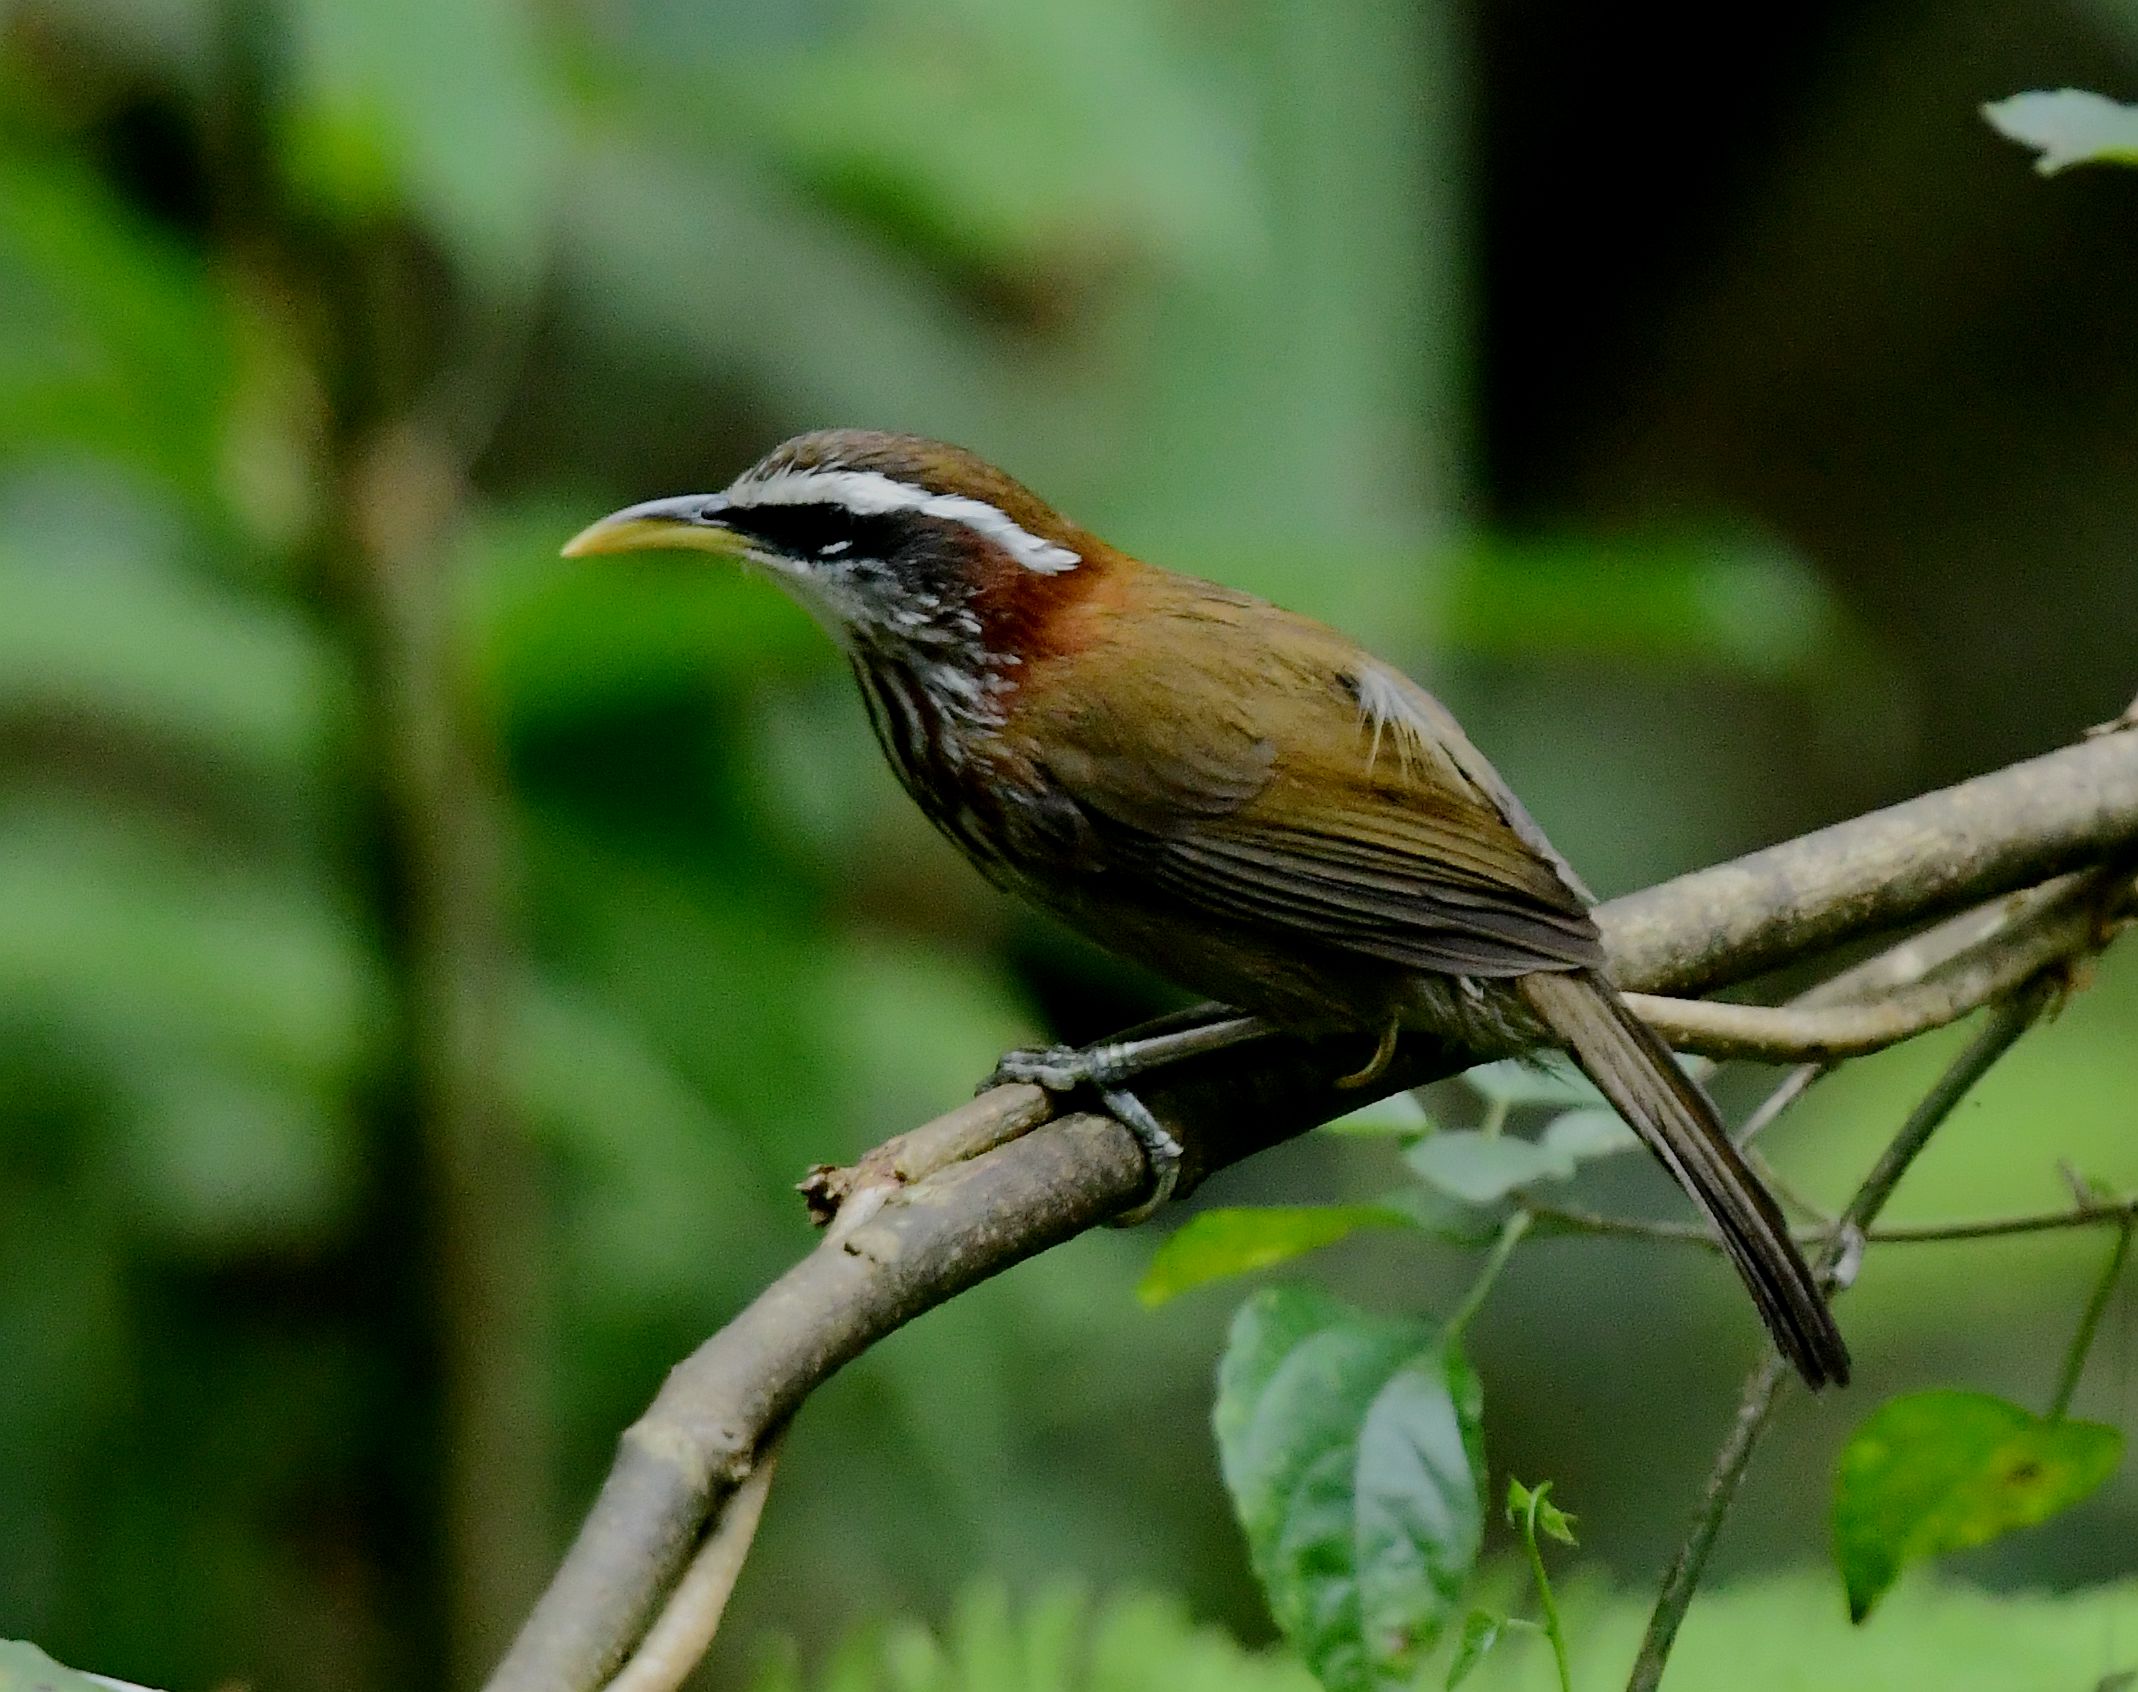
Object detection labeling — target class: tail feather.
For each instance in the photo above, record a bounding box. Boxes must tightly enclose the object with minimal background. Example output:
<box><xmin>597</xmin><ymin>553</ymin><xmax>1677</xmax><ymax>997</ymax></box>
<box><xmin>1518</xmin><ymin>969</ymin><xmax>1851</xmax><ymax>1389</ymax></box>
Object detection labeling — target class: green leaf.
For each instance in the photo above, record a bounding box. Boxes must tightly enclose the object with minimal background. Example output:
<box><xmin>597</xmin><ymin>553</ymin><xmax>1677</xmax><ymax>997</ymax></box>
<box><xmin>1407</xmin><ymin>1131</ymin><xmax>1575</xmax><ymax>1205</ymax></box>
<box><xmin>1323</xmin><ymin>1091</ymin><xmax>1435</xmax><ymax>1138</ymax></box>
<box><xmin>1138</xmin><ymin>1206</ymin><xmax>1414</xmax><ymax>1307</ymax></box>
<box><xmin>1983</xmin><ymin>90</ymin><xmax>2138</xmax><ymax>175</ymax></box>
<box><xmin>1538</xmin><ymin>1107</ymin><xmax>1637</xmax><ymax>1162</ymax></box>
<box><xmin>1380</xmin><ymin>1186</ymin><xmax>1514</xmax><ymax>1248</ymax></box>
<box><xmin>1461</xmin><ymin>1058</ymin><xmax>1598</xmax><ymax>1110</ymax></box>
<box><xmin>1833</xmin><ymin>1390</ymin><xmax>2124</xmax><ymax>1622</ymax></box>
<box><xmin>1444</xmin><ymin>1610</ymin><xmax>1504</xmax><ymax>1690</ymax></box>
<box><xmin>1215</xmin><ymin>1287</ymin><xmax>1486</xmax><ymax>1692</ymax></box>
<box><xmin>1506</xmin><ymin>1478</ymin><xmax>1578</xmax><ymax>1548</ymax></box>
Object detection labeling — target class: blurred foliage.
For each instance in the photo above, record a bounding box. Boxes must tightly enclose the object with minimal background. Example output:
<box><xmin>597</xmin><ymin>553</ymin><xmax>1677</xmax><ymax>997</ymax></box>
<box><xmin>1833</xmin><ymin>1389</ymin><xmax>2123</xmax><ymax>1622</ymax></box>
<box><xmin>745</xmin><ymin>1583</ymin><xmax>1318</xmax><ymax>1692</ymax></box>
<box><xmin>733</xmin><ymin>1568</ymin><xmax>2138</xmax><ymax>1692</ymax></box>
<box><xmin>1986</xmin><ymin>88</ymin><xmax>2138</xmax><ymax>172</ymax></box>
<box><xmin>0</xmin><ymin>1</ymin><xmax>2135</xmax><ymax>1690</ymax></box>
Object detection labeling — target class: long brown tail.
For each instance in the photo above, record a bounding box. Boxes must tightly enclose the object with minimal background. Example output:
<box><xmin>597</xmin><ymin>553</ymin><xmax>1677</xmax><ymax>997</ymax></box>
<box><xmin>1518</xmin><ymin>969</ymin><xmax>1851</xmax><ymax>1389</ymax></box>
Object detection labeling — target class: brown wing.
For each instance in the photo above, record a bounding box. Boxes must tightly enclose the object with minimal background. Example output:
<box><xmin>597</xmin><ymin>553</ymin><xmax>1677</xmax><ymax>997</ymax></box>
<box><xmin>1016</xmin><ymin>581</ymin><xmax>1603</xmax><ymax>979</ymax></box>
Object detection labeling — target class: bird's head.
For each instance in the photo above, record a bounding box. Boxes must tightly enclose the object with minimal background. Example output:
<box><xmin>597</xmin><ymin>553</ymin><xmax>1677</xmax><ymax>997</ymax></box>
<box><xmin>563</xmin><ymin>431</ymin><xmax>1096</xmax><ymax>680</ymax></box>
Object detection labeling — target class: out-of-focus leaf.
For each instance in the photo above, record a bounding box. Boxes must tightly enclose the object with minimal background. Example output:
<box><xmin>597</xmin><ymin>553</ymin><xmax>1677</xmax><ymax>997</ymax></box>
<box><xmin>1538</xmin><ymin>1108</ymin><xmax>1637</xmax><ymax>1161</ymax></box>
<box><xmin>731</xmin><ymin>0</ymin><xmax>1259</xmax><ymax>281</ymax></box>
<box><xmin>280</xmin><ymin>0</ymin><xmax>559</xmax><ymax>284</ymax></box>
<box><xmin>748</xmin><ymin>1581</ymin><xmax>1317</xmax><ymax>1692</ymax></box>
<box><xmin>1445</xmin><ymin>1610</ymin><xmax>1505</xmax><ymax>1690</ymax></box>
<box><xmin>0</xmin><ymin>467</ymin><xmax>343</xmax><ymax>778</ymax></box>
<box><xmin>15</xmin><ymin>0</ymin><xmax>218</xmax><ymax>85</ymax></box>
<box><xmin>120</xmin><ymin>1065</ymin><xmax>357</xmax><ymax>1249</ymax></box>
<box><xmin>1138</xmin><ymin>1205</ymin><xmax>1414</xmax><ymax>1307</ymax></box>
<box><xmin>1407</xmin><ymin>1131</ymin><xmax>1575</xmax><ymax>1205</ymax></box>
<box><xmin>1216</xmin><ymin>1286</ymin><xmax>1485</xmax><ymax>1692</ymax></box>
<box><xmin>559</xmin><ymin>139</ymin><xmax>1036</xmax><ymax>445</ymax></box>
<box><xmin>0</xmin><ymin>151</ymin><xmax>232</xmax><ymax>501</ymax></box>
<box><xmin>507</xmin><ymin>975</ymin><xmax>778</xmax><ymax>1305</ymax></box>
<box><xmin>1833</xmin><ymin>1390</ymin><xmax>2123</xmax><ymax>1622</ymax></box>
<box><xmin>1381</xmin><ymin>1186</ymin><xmax>1514</xmax><ymax>1248</ymax></box>
<box><xmin>819</xmin><ymin>938</ymin><xmax>1035</xmax><ymax>1135</ymax></box>
<box><xmin>0</xmin><ymin>803</ymin><xmax>380</xmax><ymax>1085</ymax></box>
<box><xmin>1432</xmin><ymin>534</ymin><xmax>1853</xmax><ymax>682</ymax></box>
<box><xmin>1323</xmin><ymin>1091</ymin><xmax>1435</xmax><ymax>1138</ymax></box>
<box><xmin>0</xmin><ymin>1641</ymin><xmax>130</xmax><ymax>1692</ymax></box>
<box><xmin>1461</xmin><ymin>1058</ymin><xmax>1597</xmax><ymax>1111</ymax></box>
<box><xmin>1984</xmin><ymin>90</ymin><xmax>2138</xmax><ymax>174</ymax></box>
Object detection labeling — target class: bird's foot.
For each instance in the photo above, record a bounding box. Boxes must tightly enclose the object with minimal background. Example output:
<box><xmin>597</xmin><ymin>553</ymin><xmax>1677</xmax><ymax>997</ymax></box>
<box><xmin>987</xmin><ymin>1040</ymin><xmax>1144</xmax><ymax>1093</ymax></box>
<box><xmin>986</xmin><ymin>1014</ymin><xmax>1273</xmax><ymax>1098</ymax></box>
<box><xmin>982</xmin><ymin>1045</ymin><xmax>1184</xmax><ymax>1222</ymax></box>
<box><xmin>1098</xmin><ymin>1086</ymin><xmax>1182</xmax><ymax>1226</ymax></box>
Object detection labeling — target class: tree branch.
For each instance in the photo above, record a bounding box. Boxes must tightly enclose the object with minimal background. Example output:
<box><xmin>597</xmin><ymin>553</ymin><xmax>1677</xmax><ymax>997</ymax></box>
<box><xmin>1622</xmin><ymin>868</ymin><xmax>2131</xmax><ymax>1060</ymax></box>
<box><xmin>483</xmin><ymin>727</ymin><xmax>2138</xmax><ymax>1692</ymax></box>
<box><xmin>1622</xmin><ymin>984</ymin><xmax>2054</xmax><ymax>1692</ymax></box>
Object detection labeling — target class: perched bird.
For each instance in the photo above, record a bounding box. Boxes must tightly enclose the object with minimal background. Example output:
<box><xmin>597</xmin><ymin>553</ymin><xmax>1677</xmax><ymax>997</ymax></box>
<box><xmin>564</xmin><ymin>430</ymin><xmax>1850</xmax><ymax>1388</ymax></box>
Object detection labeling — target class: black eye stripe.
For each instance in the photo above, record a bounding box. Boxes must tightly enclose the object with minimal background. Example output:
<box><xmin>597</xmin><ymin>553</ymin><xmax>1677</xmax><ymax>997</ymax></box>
<box><xmin>721</xmin><ymin>502</ymin><xmax>905</xmax><ymax>559</ymax></box>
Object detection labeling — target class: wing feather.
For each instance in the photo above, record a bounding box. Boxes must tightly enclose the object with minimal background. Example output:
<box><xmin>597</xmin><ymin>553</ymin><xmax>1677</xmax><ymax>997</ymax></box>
<box><xmin>1018</xmin><ymin>588</ymin><xmax>1603</xmax><ymax>979</ymax></box>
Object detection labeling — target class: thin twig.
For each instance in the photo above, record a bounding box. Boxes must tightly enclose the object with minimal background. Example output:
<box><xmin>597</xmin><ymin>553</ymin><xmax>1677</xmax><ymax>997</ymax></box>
<box><xmin>1623</xmin><ymin>985</ymin><xmax>2052</xmax><ymax>1692</ymax></box>
<box><xmin>1734</xmin><ymin>1062</ymin><xmax>1827</xmax><ymax>1148</ymax></box>
<box><xmin>599</xmin><ymin>1437</ymin><xmax>783</xmax><ymax>1692</ymax></box>
<box><xmin>2048</xmin><ymin>1213</ymin><xmax>2136</xmax><ymax>1422</ymax></box>
<box><xmin>1624</xmin><ymin>870</ymin><xmax>2130</xmax><ymax>1061</ymax></box>
<box><xmin>1523</xmin><ymin>1193</ymin><xmax>2138</xmax><ymax>1250</ymax></box>
<box><xmin>1447</xmin><ymin>1212</ymin><xmax>1533</xmax><ymax>1337</ymax></box>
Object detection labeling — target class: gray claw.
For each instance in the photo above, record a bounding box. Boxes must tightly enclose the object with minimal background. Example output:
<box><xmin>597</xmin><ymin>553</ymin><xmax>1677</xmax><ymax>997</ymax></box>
<box><xmin>1100</xmin><ymin>1087</ymin><xmax>1182</xmax><ymax>1227</ymax></box>
<box><xmin>989</xmin><ymin>1044</ymin><xmax>1089</xmax><ymax>1092</ymax></box>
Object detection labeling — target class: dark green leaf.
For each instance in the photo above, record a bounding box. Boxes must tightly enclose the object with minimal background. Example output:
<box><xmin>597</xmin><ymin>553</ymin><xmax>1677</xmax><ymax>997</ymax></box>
<box><xmin>1216</xmin><ymin>1287</ymin><xmax>1486</xmax><ymax>1692</ymax></box>
<box><xmin>1834</xmin><ymin>1390</ymin><xmax>2123</xmax><ymax>1622</ymax></box>
<box><xmin>1983</xmin><ymin>91</ymin><xmax>2138</xmax><ymax>174</ymax></box>
<box><xmin>1407</xmin><ymin>1131</ymin><xmax>1575</xmax><ymax>1205</ymax></box>
<box><xmin>1138</xmin><ymin>1206</ymin><xmax>1414</xmax><ymax>1307</ymax></box>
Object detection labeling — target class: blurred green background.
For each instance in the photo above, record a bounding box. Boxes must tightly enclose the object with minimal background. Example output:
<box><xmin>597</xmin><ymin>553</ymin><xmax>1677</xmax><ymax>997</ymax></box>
<box><xmin>3</xmin><ymin>0</ymin><xmax>2138</xmax><ymax>1687</ymax></box>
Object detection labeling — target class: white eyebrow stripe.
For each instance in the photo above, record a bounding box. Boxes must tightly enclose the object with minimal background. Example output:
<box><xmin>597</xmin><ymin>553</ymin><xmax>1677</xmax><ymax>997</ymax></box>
<box><xmin>727</xmin><ymin>467</ymin><xmax>1081</xmax><ymax>574</ymax></box>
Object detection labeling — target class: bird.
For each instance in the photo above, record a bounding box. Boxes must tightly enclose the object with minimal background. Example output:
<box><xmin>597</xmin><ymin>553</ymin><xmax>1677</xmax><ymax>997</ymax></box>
<box><xmin>563</xmin><ymin>429</ymin><xmax>1850</xmax><ymax>1389</ymax></box>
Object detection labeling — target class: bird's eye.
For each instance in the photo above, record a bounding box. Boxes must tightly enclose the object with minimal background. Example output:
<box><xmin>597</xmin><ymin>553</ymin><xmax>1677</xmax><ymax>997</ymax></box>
<box><xmin>720</xmin><ymin>503</ymin><xmax>867</xmax><ymax>561</ymax></box>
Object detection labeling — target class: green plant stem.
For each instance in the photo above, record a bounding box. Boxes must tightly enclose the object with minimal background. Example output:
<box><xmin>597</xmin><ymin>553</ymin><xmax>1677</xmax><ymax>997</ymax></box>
<box><xmin>1446</xmin><ymin>1211</ymin><xmax>1532</xmax><ymax>1337</ymax></box>
<box><xmin>1624</xmin><ymin>985</ymin><xmax>2051</xmax><ymax>1692</ymax></box>
<box><xmin>1518</xmin><ymin>1499</ymin><xmax>1573</xmax><ymax>1692</ymax></box>
<box><xmin>2048</xmin><ymin>1213</ymin><xmax>2135</xmax><ymax>1422</ymax></box>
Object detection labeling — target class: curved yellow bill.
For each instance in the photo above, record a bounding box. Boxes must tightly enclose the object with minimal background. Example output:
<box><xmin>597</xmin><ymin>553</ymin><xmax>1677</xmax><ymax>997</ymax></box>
<box><xmin>560</xmin><ymin>494</ymin><xmax>742</xmax><ymax>559</ymax></box>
